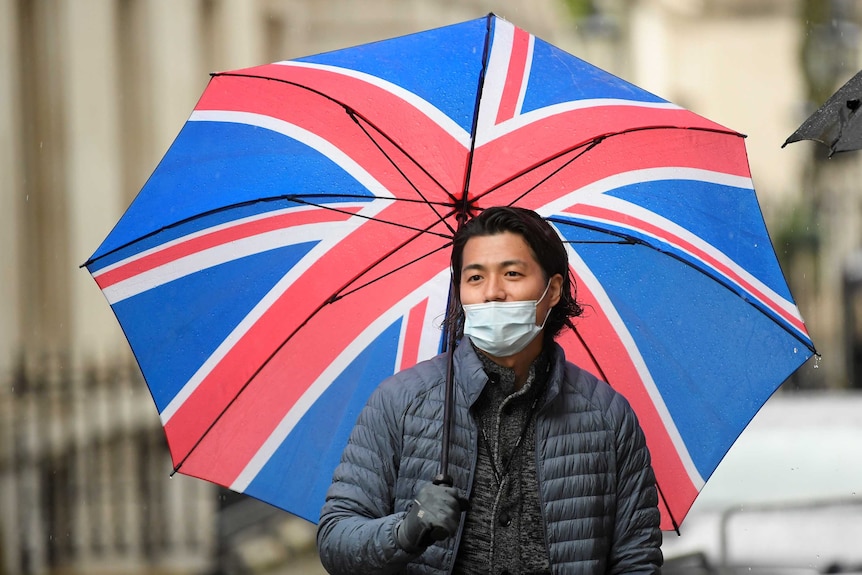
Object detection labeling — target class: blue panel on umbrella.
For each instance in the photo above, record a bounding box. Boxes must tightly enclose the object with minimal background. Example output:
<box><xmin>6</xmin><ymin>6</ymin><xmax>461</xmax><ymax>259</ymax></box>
<box><xmin>112</xmin><ymin>241</ymin><xmax>317</xmax><ymax>412</ymax></box>
<box><xmin>579</xmin><ymin>241</ymin><xmax>804</xmax><ymax>479</ymax></box>
<box><xmin>553</xmin><ymin>218</ymin><xmax>797</xmax><ymax>338</ymax></box>
<box><xmin>91</xmin><ymin>121</ymin><xmax>375</xmax><ymax>262</ymax></box>
<box><xmin>242</xmin><ymin>318</ymin><xmax>404</xmax><ymax>522</ymax></box>
<box><xmin>605</xmin><ymin>178</ymin><xmax>792</xmax><ymax>301</ymax></box>
<box><xmin>297</xmin><ymin>17</ymin><xmax>487</xmax><ymax>134</ymax></box>
<box><xmin>523</xmin><ymin>38</ymin><xmax>666</xmax><ymax>113</ymax></box>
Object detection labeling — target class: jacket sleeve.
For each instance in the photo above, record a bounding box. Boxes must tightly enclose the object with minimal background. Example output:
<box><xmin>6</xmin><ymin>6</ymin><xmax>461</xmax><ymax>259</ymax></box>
<box><xmin>317</xmin><ymin>377</ymin><xmax>422</xmax><ymax>575</ymax></box>
<box><xmin>608</xmin><ymin>395</ymin><xmax>663</xmax><ymax>575</ymax></box>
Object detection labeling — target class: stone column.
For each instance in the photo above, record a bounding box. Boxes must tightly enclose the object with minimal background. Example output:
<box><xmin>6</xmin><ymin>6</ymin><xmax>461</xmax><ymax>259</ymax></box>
<box><xmin>59</xmin><ymin>0</ymin><xmax>127</xmax><ymax>364</ymax></box>
<box><xmin>144</xmin><ymin>3</ymin><xmax>208</xmax><ymax>571</ymax></box>
<box><xmin>219</xmin><ymin>0</ymin><xmax>264</xmax><ymax>70</ymax></box>
<box><xmin>0</xmin><ymin>0</ymin><xmax>22</xmax><ymax>375</ymax></box>
<box><xmin>148</xmin><ymin>0</ymin><xmax>207</xmax><ymax>157</ymax></box>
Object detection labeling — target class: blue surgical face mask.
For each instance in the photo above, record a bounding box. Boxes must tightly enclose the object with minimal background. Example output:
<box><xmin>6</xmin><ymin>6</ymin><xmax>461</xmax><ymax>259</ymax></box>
<box><xmin>462</xmin><ymin>282</ymin><xmax>552</xmax><ymax>357</ymax></box>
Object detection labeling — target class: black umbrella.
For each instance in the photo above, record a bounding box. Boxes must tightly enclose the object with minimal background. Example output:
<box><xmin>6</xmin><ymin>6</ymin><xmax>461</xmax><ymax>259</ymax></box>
<box><xmin>783</xmin><ymin>69</ymin><xmax>862</xmax><ymax>156</ymax></box>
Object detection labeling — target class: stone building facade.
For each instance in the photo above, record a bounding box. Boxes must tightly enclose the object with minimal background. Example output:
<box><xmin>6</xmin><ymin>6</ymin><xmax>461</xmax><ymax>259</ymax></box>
<box><xmin>0</xmin><ymin>2</ymin><xmax>581</xmax><ymax>573</ymax></box>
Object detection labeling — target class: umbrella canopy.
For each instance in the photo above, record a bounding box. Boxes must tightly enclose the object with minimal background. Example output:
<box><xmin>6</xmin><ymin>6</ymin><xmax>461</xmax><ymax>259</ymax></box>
<box><xmin>85</xmin><ymin>14</ymin><xmax>815</xmax><ymax>532</ymax></box>
<box><xmin>783</xmin><ymin>68</ymin><xmax>862</xmax><ymax>156</ymax></box>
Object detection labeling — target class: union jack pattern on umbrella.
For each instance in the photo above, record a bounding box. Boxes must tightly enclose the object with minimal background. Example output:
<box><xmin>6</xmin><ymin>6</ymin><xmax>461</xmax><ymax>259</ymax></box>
<box><xmin>85</xmin><ymin>14</ymin><xmax>815</xmax><ymax>530</ymax></box>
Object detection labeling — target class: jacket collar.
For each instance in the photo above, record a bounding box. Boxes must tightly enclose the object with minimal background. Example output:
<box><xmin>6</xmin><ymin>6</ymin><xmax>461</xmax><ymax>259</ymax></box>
<box><xmin>452</xmin><ymin>341</ymin><xmax>488</xmax><ymax>408</ymax></box>
<box><xmin>452</xmin><ymin>339</ymin><xmax>566</xmax><ymax>408</ymax></box>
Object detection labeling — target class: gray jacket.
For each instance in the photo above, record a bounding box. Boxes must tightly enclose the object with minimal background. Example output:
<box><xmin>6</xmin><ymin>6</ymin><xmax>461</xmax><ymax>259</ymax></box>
<box><xmin>317</xmin><ymin>341</ymin><xmax>662</xmax><ymax>575</ymax></box>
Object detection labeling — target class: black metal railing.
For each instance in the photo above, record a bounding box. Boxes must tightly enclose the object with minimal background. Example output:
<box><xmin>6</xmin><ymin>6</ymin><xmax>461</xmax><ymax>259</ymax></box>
<box><xmin>0</xmin><ymin>353</ymin><xmax>216</xmax><ymax>575</ymax></box>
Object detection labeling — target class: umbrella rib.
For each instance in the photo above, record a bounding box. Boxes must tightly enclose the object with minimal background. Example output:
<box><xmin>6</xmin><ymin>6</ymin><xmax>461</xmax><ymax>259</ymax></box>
<box><xmin>571</xmin><ymin>319</ymin><xmax>682</xmax><ymax>535</ymax></box>
<box><xmin>321</xmin><ymin>207</ymin><xmax>459</xmax><ymax>303</ymax></box>
<box><xmin>346</xmin><ymin>109</ymin><xmax>458</xmax><ymax>235</ymax></box>
<box><xmin>654</xmin><ymin>246</ymin><xmax>817</xmax><ymax>353</ymax></box>
<box><xmin>656</xmin><ymin>482</ymin><xmax>681</xmax><ymax>536</ymax></box>
<box><xmin>455</xmin><ymin>12</ymin><xmax>495</xmax><ymax>224</ymax></box>
<box><xmin>475</xmin><ymin>140</ymin><xmax>600</xmax><ymax>208</ymax></box>
<box><xmin>668</xmin><ymin>249</ymin><xmax>815</xmax><ymax>352</ymax></box>
<box><xmin>171</xmin><ymin>224</ymin><xmax>454</xmax><ymax>475</ymax></box>
<box><xmin>287</xmin><ymin>192</ymin><xmax>450</xmax><ymax>207</ymax></box>
<box><xmin>547</xmin><ymin>217</ymin><xmax>638</xmax><ymax>242</ymax></box>
<box><xmin>557</xmin><ymin>221</ymin><xmax>817</xmax><ymax>353</ymax></box>
<box><xmin>172</xmin><ymin>293</ymin><xmax>346</xmax><ymax>477</ymax></box>
<box><xmin>285</xmin><ymin>195</ymin><xmax>453</xmax><ymax>239</ymax></box>
<box><xmin>570</xmin><ymin>325</ymin><xmax>610</xmax><ymax>383</ymax></box>
<box><xmin>473</xmin><ymin>125</ymin><xmax>742</xmax><ymax>208</ymax></box>
<box><xmin>82</xmin><ymin>194</ymin><xmax>454</xmax><ymax>267</ymax></box>
<box><xmin>316</xmin><ymin>209</ymin><xmax>457</xmax><ymax>305</ymax></box>
<box><xmin>214</xmin><ymin>70</ymin><xmax>460</xmax><ymax>233</ymax></box>
<box><xmin>332</xmin><ymin>240</ymin><xmax>454</xmax><ymax>303</ymax></box>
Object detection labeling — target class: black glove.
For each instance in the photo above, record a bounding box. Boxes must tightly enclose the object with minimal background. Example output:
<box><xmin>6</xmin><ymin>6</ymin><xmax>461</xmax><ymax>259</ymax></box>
<box><xmin>396</xmin><ymin>483</ymin><xmax>467</xmax><ymax>552</ymax></box>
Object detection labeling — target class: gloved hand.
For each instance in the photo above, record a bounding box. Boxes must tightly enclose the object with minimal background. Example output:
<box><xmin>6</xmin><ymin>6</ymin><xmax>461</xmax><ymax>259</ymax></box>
<box><xmin>396</xmin><ymin>482</ymin><xmax>468</xmax><ymax>552</ymax></box>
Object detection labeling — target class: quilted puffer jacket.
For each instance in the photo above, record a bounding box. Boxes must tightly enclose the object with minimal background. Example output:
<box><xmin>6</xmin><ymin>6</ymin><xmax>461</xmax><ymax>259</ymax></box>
<box><xmin>317</xmin><ymin>341</ymin><xmax>662</xmax><ymax>575</ymax></box>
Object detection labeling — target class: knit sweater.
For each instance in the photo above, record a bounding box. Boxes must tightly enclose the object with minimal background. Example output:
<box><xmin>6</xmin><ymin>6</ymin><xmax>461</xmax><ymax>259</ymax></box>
<box><xmin>453</xmin><ymin>348</ymin><xmax>551</xmax><ymax>574</ymax></box>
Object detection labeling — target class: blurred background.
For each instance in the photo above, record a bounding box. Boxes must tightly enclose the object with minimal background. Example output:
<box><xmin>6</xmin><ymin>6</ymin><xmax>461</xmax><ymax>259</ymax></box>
<box><xmin>1</xmin><ymin>0</ymin><xmax>861</xmax><ymax>573</ymax></box>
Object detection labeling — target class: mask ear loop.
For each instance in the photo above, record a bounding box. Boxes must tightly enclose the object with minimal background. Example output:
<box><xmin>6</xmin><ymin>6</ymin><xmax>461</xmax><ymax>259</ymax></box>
<box><xmin>537</xmin><ymin>280</ymin><xmax>552</xmax><ymax>304</ymax></box>
<box><xmin>536</xmin><ymin>281</ymin><xmax>553</xmax><ymax>329</ymax></box>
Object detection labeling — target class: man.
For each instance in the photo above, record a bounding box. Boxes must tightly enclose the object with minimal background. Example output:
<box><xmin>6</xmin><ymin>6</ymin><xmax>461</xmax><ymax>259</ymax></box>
<box><xmin>317</xmin><ymin>207</ymin><xmax>662</xmax><ymax>575</ymax></box>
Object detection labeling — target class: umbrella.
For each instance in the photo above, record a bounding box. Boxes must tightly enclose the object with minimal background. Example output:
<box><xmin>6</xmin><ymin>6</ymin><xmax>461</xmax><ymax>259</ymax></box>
<box><xmin>84</xmin><ymin>14</ymin><xmax>816</xmax><ymax>532</ymax></box>
<box><xmin>783</xmin><ymin>68</ymin><xmax>862</xmax><ymax>156</ymax></box>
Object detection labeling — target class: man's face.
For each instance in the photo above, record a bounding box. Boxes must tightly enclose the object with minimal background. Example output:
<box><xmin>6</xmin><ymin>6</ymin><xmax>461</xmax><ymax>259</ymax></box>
<box><xmin>459</xmin><ymin>231</ymin><xmax>562</xmax><ymax>325</ymax></box>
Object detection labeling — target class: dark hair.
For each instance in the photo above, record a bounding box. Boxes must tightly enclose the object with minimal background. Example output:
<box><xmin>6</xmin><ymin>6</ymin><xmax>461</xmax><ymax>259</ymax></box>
<box><xmin>447</xmin><ymin>206</ymin><xmax>583</xmax><ymax>341</ymax></box>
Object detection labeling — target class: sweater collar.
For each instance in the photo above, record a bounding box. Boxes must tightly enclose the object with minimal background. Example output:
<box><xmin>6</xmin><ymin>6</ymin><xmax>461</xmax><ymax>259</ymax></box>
<box><xmin>475</xmin><ymin>343</ymin><xmax>550</xmax><ymax>399</ymax></box>
<box><xmin>454</xmin><ymin>339</ymin><xmax>563</xmax><ymax>408</ymax></box>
